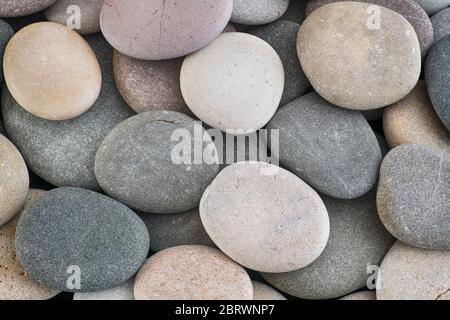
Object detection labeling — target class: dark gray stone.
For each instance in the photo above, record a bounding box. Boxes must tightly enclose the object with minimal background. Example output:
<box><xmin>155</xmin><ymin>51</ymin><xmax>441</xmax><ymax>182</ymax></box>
<box><xmin>431</xmin><ymin>8</ymin><xmax>450</xmax><ymax>43</ymax></box>
<box><xmin>0</xmin><ymin>19</ymin><xmax>13</xmax><ymax>83</ymax></box>
<box><xmin>281</xmin><ymin>0</ymin><xmax>307</xmax><ymax>24</ymax></box>
<box><xmin>414</xmin><ymin>0</ymin><xmax>450</xmax><ymax>15</ymax></box>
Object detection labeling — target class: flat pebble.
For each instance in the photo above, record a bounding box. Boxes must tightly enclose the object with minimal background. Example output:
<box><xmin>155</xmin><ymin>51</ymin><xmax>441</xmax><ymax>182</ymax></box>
<box><xmin>181</xmin><ymin>32</ymin><xmax>284</xmax><ymax>133</ymax></box>
<box><xmin>231</xmin><ymin>0</ymin><xmax>290</xmax><ymax>25</ymax></box>
<box><xmin>431</xmin><ymin>8</ymin><xmax>450</xmax><ymax>43</ymax></box>
<box><xmin>377</xmin><ymin>241</ymin><xmax>450</xmax><ymax>300</ymax></box>
<box><xmin>0</xmin><ymin>19</ymin><xmax>14</xmax><ymax>82</ymax></box>
<box><xmin>377</xmin><ymin>144</ymin><xmax>450</xmax><ymax>250</ymax></box>
<box><xmin>252</xmin><ymin>282</ymin><xmax>286</xmax><ymax>300</ymax></box>
<box><xmin>3</xmin><ymin>22</ymin><xmax>101</xmax><ymax>120</ymax></box>
<box><xmin>267</xmin><ymin>93</ymin><xmax>381</xmax><ymax>199</ymax></box>
<box><xmin>73</xmin><ymin>280</ymin><xmax>134</xmax><ymax>300</ymax></box>
<box><xmin>200</xmin><ymin>162</ymin><xmax>330</xmax><ymax>273</ymax></box>
<box><xmin>0</xmin><ymin>0</ymin><xmax>57</xmax><ymax>17</ymax></box>
<box><xmin>414</xmin><ymin>0</ymin><xmax>450</xmax><ymax>15</ymax></box>
<box><xmin>15</xmin><ymin>187</ymin><xmax>149</xmax><ymax>292</ymax></box>
<box><xmin>340</xmin><ymin>291</ymin><xmax>376</xmax><ymax>300</ymax></box>
<box><xmin>134</xmin><ymin>245</ymin><xmax>253</xmax><ymax>300</ymax></box>
<box><xmin>299</xmin><ymin>2</ymin><xmax>421</xmax><ymax>110</ymax></box>
<box><xmin>2</xmin><ymin>34</ymin><xmax>134</xmax><ymax>190</ymax></box>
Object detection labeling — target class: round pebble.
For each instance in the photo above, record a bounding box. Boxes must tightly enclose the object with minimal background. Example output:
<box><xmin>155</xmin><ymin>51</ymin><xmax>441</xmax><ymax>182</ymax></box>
<box><xmin>200</xmin><ymin>161</ymin><xmax>330</xmax><ymax>273</ymax></box>
<box><xmin>73</xmin><ymin>280</ymin><xmax>134</xmax><ymax>300</ymax></box>
<box><xmin>0</xmin><ymin>0</ymin><xmax>57</xmax><ymax>17</ymax></box>
<box><xmin>1</xmin><ymin>34</ymin><xmax>134</xmax><ymax>190</ymax></box>
<box><xmin>45</xmin><ymin>0</ymin><xmax>102</xmax><ymax>35</ymax></box>
<box><xmin>95</xmin><ymin>110</ymin><xmax>220</xmax><ymax>214</ymax></box>
<box><xmin>414</xmin><ymin>0</ymin><xmax>450</xmax><ymax>15</ymax></box>
<box><xmin>231</xmin><ymin>0</ymin><xmax>290</xmax><ymax>25</ymax></box>
<box><xmin>431</xmin><ymin>8</ymin><xmax>450</xmax><ymax>43</ymax></box>
<box><xmin>252</xmin><ymin>282</ymin><xmax>286</xmax><ymax>300</ymax></box>
<box><xmin>181</xmin><ymin>32</ymin><xmax>284</xmax><ymax>133</ymax></box>
<box><xmin>298</xmin><ymin>2</ymin><xmax>421</xmax><ymax>110</ymax></box>
<box><xmin>134</xmin><ymin>245</ymin><xmax>253</xmax><ymax>300</ymax></box>
<box><xmin>377</xmin><ymin>144</ymin><xmax>450</xmax><ymax>250</ymax></box>
<box><xmin>3</xmin><ymin>22</ymin><xmax>102</xmax><ymax>120</ymax></box>
<box><xmin>100</xmin><ymin>0</ymin><xmax>233</xmax><ymax>60</ymax></box>
<box><xmin>340</xmin><ymin>291</ymin><xmax>376</xmax><ymax>300</ymax></box>
<box><xmin>15</xmin><ymin>187</ymin><xmax>149</xmax><ymax>292</ymax></box>
<box><xmin>267</xmin><ymin>93</ymin><xmax>382</xmax><ymax>199</ymax></box>
<box><xmin>377</xmin><ymin>241</ymin><xmax>450</xmax><ymax>300</ymax></box>
<box><xmin>0</xmin><ymin>19</ymin><xmax>14</xmax><ymax>83</ymax></box>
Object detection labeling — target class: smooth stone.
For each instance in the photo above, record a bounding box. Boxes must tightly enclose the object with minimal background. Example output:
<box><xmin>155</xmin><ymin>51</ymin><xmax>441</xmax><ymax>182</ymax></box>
<box><xmin>45</xmin><ymin>0</ymin><xmax>102</xmax><ymax>35</ymax></box>
<box><xmin>414</xmin><ymin>0</ymin><xmax>450</xmax><ymax>15</ymax></box>
<box><xmin>0</xmin><ymin>0</ymin><xmax>57</xmax><ymax>17</ymax></box>
<box><xmin>0</xmin><ymin>19</ymin><xmax>14</xmax><ymax>82</ymax></box>
<box><xmin>113</xmin><ymin>50</ymin><xmax>189</xmax><ymax>114</ymax></box>
<box><xmin>200</xmin><ymin>161</ymin><xmax>330</xmax><ymax>273</ymax></box>
<box><xmin>138</xmin><ymin>208</ymin><xmax>215</xmax><ymax>252</ymax></box>
<box><xmin>0</xmin><ymin>134</ymin><xmax>29</xmax><ymax>226</ymax></box>
<box><xmin>431</xmin><ymin>8</ymin><xmax>450</xmax><ymax>43</ymax></box>
<box><xmin>267</xmin><ymin>92</ymin><xmax>382</xmax><ymax>199</ymax></box>
<box><xmin>95</xmin><ymin>110</ymin><xmax>220</xmax><ymax>214</ymax></box>
<box><xmin>231</xmin><ymin>0</ymin><xmax>290</xmax><ymax>25</ymax></box>
<box><xmin>383</xmin><ymin>81</ymin><xmax>450</xmax><ymax>154</ymax></box>
<box><xmin>217</xmin><ymin>131</ymin><xmax>266</xmax><ymax>169</ymax></box>
<box><xmin>0</xmin><ymin>190</ymin><xmax>60</xmax><ymax>300</ymax></box>
<box><xmin>100</xmin><ymin>0</ymin><xmax>233</xmax><ymax>60</ymax></box>
<box><xmin>73</xmin><ymin>280</ymin><xmax>134</xmax><ymax>300</ymax></box>
<box><xmin>281</xmin><ymin>0</ymin><xmax>307</xmax><ymax>24</ymax></box>
<box><xmin>248</xmin><ymin>20</ymin><xmax>309</xmax><ymax>105</ymax></box>
<box><xmin>262</xmin><ymin>191</ymin><xmax>395</xmax><ymax>299</ymax></box>
<box><xmin>181</xmin><ymin>32</ymin><xmax>284</xmax><ymax>133</ymax></box>
<box><xmin>298</xmin><ymin>2</ymin><xmax>421</xmax><ymax>110</ymax></box>
<box><xmin>377</xmin><ymin>144</ymin><xmax>450</xmax><ymax>250</ymax></box>
<box><xmin>15</xmin><ymin>187</ymin><xmax>149</xmax><ymax>292</ymax></box>
<box><xmin>134</xmin><ymin>245</ymin><xmax>253</xmax><ymax>300</ymax></box>
<box><xmin>377</xmin><ymin>241</ymin><xmax>450</xmax><ymax>300</ymax></box>
<box><xmin>3</xmin><ymin>22</ymin><xmax>101</xmax><ymax>120</ymax></box>
<box><xmin>1</xmin><ymin>34</ymin><xmax>134</xmax><ymax>190</ymax></box>
<box><xmin>340</xmin><ymin>291</ymin><xmax>376</xmax><ymax>300</ymax></box>
<box><xmin>252</xmin><ymin>282</ymin><xmax>286</xmax><ymax>300</ymax></box>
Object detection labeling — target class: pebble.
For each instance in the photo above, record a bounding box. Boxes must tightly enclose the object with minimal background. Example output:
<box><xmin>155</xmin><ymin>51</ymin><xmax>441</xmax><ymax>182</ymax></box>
<box><xmin>267</xmin><ymin>92</ymin><xmax>382</xmax><ymax>199</ymax></box>
<box><xmin>134</xmin><ymin>245</ymin><xmax>253</xmax><ymax>300</ymax></box>
<box><xmin>231</xmin><ymin>0</ymin><xmax>290</xmax><ymax>25</ymax></box>
<box><xmin>414</xmin><ymin>0</ymin><xmax>450</xmax><ymax>15</ymax></box>
<box><xmin>0</xmin><ymin>19</ymin><xmax>14</xmax><ymax>82</ymax></box>
<box><xmin>298</xmin><ymin>2</ymin><xmax>421</xmax><ymax>110</ymax></box>
<box><xmin>181</xmin><ymin>32</ymin><xmax>284</xmax><ymax>133</ymax></box>
<box><xmin>15</xmin><ymin>187</ymin><xmax>149</xmax><ymax>292</ymax></box>
<box><xmin>248</xmin><ymin>20</ymin><xmax>309</xmax><ymax>105</ymax></box>
<box><xmin>377</xmin><ymin>144</ymin><xmax>450</xmax><ymax>250</ymax></box>
<box><xmin>0</xmin><ymin>0</ymin><xmax>57</xmax><ymax>17</ymax></box>
<box><xmin>1</xmin><ymin>34</ymin><xmax>135</xmax><ymax>190</ymax></box>
<box><xmin>252</xmin><ymin>282</ymin><xmax>286</xmax><ymax>300</ymax></box>
<box><xmin>377</xmin><ymin>241</ymin><xmax>450</xmax><ymax>300</ymax></box>
<box><xmin>3</xmin><ymin>22</ymin><xmax>102</xmax><ymax>120</ymax></box>
<box><xmin>262</xmin><ymin>191</ymin><xmax>394</xmax><ymax>299</ymax></box>
<box><xmin>200</xmin><ymin>161</ymin><xmax>330</xmax><ymax>273</ymax></box>
<box><xmin>431</xmin><ymin>8</ymin><xmax>450</xmax><ymax>43</ymax></box>
<box><xmin>340</xmin><ymin>291</ymin><xmax>376</xmax><ymax>300</ymax></box>
<box><xmin>73</xmin><ymin>280</ymin><xmax>134</xmax><ymax>300</ymax></box>
<box><xmin>94</xmin><ymin>110</ymin><xmax>220</xmax><ymax>214</ymax></box>
<box><xmin>100</xmin><ymin>0</ymin><xmax>233</xmax><ymax>60</ymax></box>
<box><xmin>45</xmin><ymin>0</ymin><xmax>103</xmax><ymax>35</ymax></box>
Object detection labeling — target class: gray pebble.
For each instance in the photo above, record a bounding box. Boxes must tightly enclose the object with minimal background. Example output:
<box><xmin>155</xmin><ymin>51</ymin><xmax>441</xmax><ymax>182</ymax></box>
<box><xmin>414</xmin><ymin>0</ymin><xmax>450</xmax><ymax>15</ymax></box>
<box><xmin>231</xmin><ymin>0</ymin><xmax>290</xmax><ymax>25</ymax></box>
<box><xmin>73</xmin><ymin>279</ymin><xmax>134</xmax><ymax>300</ymax></box>
<box><xmin>0</xmin><ymin>19</ymin><xmax>14</xmax><ymax>83</ymax></box>
<box><xmin>432</xmin><ymin>8</ymin><xmax>450</xmax><ymax>44</ymax></box>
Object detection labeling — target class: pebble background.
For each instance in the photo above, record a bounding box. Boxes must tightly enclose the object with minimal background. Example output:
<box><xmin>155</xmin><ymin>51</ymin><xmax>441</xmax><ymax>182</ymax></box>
<box><xmin>0</xmin><ymin>0</ymin><xmax>448</xmax><ymax>301</ymax></box>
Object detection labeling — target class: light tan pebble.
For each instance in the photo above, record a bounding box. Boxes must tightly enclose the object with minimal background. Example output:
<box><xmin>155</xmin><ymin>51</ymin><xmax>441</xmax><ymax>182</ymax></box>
<box><xmin>340</xmin><ymin>291</ymin><xmax>376</xmax><ymax>300</ymax></box>
<box><xmin>252</xmin><ymin>282</ymin><xmax>286</xmax><ymax>300</ymax></box>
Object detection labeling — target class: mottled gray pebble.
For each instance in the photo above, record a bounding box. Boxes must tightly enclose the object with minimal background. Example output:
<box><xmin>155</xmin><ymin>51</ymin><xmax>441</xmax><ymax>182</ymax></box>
<box><xmin>0</xmin><ymin>0</ymin><xmax>57</xmax><ymax>17</ymax></box>
<box><xmin>231</xmin><ymin>0</ymin><xmax>290</xmax><ymax>25</ymax></box>
<box><xmin>0</xmin><ymin>19</ymin><xmax>13</xmax><ymax>83</ymax></box>
<box><xmin>73</xmin><ymin>280</ymin><xmax>134</xmax><ymax>300</ymax></box>
<box><xmin>431</xmin><ymin>8</ymin><xmax>450</xmax><ymax>43</ymax></box>
<box><xmin>414</xmin><ymin>0</ymin><xmax>450</xmax><ymax>15</ymax></box>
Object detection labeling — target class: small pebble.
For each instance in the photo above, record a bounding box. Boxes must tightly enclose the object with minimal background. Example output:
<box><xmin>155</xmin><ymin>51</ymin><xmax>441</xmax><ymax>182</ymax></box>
<box><xmin>0</xmin><ymin>0</ymin><xmax>57</xmax><ymax>17</ymax></box>
<box><xmin>431</xmin><ymin>8</ymin><xmax>450</xmax><ymax>43</ymax></box>
<box><xmin>252</xmin><ymin>282</ymin><xmax>286</xmax><ymax>300</ymax></box>
<box><xmin>0</xmin><ymin>19</ymin><xmax>14</xmax><ymax>82</ymax></box>
<box><xmin>231</xmin><ymin>0</ymin><xmax>290</xmax><ymax>25</ymax></box>
<box><xmin>73</xmin><ymin>280</ymin><xmax>134</xmax><ymax>300</ymax></box>
<box><xmin>340</xmin><ymin>291</ymin><xmax>376</xmax><ymax>300</ymax></box>
<box><xmin>414</xmin><ymin>0</ymin><xmax>450</xmax><ymax>15</ymax></box>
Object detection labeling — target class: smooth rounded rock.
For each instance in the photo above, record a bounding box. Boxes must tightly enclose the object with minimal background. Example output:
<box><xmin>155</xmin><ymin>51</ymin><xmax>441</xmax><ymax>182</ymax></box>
<box><xmin>252</xmin><ymin>282</ymin><xmax>286</xmax><ymax>300</ymax></box>
<box><xmin>414</xmin><ymin>0</ymin><xmax>450</xmax><ymax>15</ymax></box>
<box><xmin>431</xmin><ymin>8</ymin><xmax>450</xmax><ymax>43</ymax></box>
<box><xmin>231</xmin><ymin>0</ymin><xmax>290</xmax><ymax>25</ymax></box>
<box><xmin>267</xmin><ymin>93</ymin><xmax>382</xmax><ymax>199</ymax></box>
<box><xmin>73</xmin><ymin>280</ymin><xmax>134</xmax><ymax>300</ymax></box>
<box><xmin>377</xmin><ymin>241</ymin><xmax>450</xmax><ymax>300</ymax></box>
<box><xmin>181</xmin><ymin>32</ymin><xmax>284</xmax><ymax>133</ymax></box>
<box><xmin>15</xmin><ymin>187</ymin><xmax>149</xmax><ymax>292</ymax></box>
<box><xmin>200</xmin><ymin>162</ymin><xmax>330</xmax><ymax>273</ymax></box>
<box><xmin>3</xmin><ymin>22</ymin><xmax>101</xmax><ymax>120</ymax></box>
<box><xmin>134</xmin><ymin>245</ymin><xmax>253</xmax><ymax>300</ymax></box>
<box><xmin>0</xmin><ymin>0</ymin><xmax>57</xmax><ymax>17</ymax></box>
<box><xmin>100</xmin><ymin>0</ymin><xmax>233</xmax><ymax>60</ymax></box>
<box><xmin>340</xmin><ymin>291</ymin><xmax>376</xmax><ymax>300</ymax></box>
<box><xmin>2</xmin><ymin>34</ymin><xmax>134</xmax><ymax>190</ymax></box>
<box><xmin>0</xmin><ymin>19</ymin><xmax>14</xmax><ymax>83</ymax></box>
<box><xmin>377</xmin><ymin>144</ymin><xmax>450</xmax><ymax>250</ymax></box>
<box><xmin>299</xmin><ymin>2</ymin><xmax>421</xmax><ymax>110</ymax></box>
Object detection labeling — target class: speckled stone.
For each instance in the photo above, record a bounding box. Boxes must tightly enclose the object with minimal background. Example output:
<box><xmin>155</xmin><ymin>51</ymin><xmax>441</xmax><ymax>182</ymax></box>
<box><xmin>281</xmin><ymin>0</ymin><xmax>307</xmax><ymax>24</ymax></box>
<box><xmin>377</xmin><ymin>144</ymin><xmax>450</xmax><ymax>250</ymax></box>
<box><xmin>267</xmin><ymin>93</ymin><xmax>382</xmax><ymax>199</ymax></box>
<box><xmin>299</xmin><ymin>2</ymin><xmax>421</xmax><ymax>110</ymax></box>
<box><xmin>1</xmin><ymin>34</ymin><xmax>134</xmax><ymax>190</ymax></box>
<box><xmin>95</xmin><ymin>110</ymin><xmax>220</xmax><ymax>214</ymax></box>
<box><xmin>248</xmin><ymin>20</ymin><xmax>309</xmax><ymax>105</ymax></box>
<box><xmin>231</xmin><ymin>0</ymin><xmax>290</xmax><ymax>25</ymax></box>
<box><xmin>0</xmin><ymin>0</ymin><xmax>57</xmax><ymax>17</ymax></box>
<box><xmin>414</xmin><ymin>0</ymin><xmax>450</xmax><ymax>15</ymax></box>
<box><xmin>181</xmin><ymin>32</ymin><xmax>284</xmax><ymax>133</ymax></box>
<box><xmin>200</xmin><ymin>162</ymin><xmax>330</xmax><ymax>273</ymax></box>
<box><xmin>0</xmin><ymin>19</ymin><xmax>14</xmax><ymax>83</ymax></box>
<box><xmin>377</xmin><ymin>241</ymin><xmax>450</xmax><ymax>300</ymax></box>
<box><xmin>3</xmin><ymin>22</ymin><xmax>101</xmax><ymax>120</ymax></box>
<box><xmin>0</xmin><ymin>134</ymin><xmax>28</xmax><ymax>227</ymax></box>
<box><xmin>0</xmin><ymin>190</ymin><xmax>60</xmax><ymax>300</ymax></box>
<box><xmin>73</xmin><ymin>280</ymin><xmax>134</xmax><ymax>300</ymax></box>
<box><xmin>262</xmin><ymin>191</ymin><xmax>395</xmax><ymax>300</ymax></box>
<box><xmin>431</xmin><ymin>8</ymin><xmax>450</xmax><ymax>43</ymax></box>
<box><xmin>15</xmin><ymin>187</ymin><xmax>149</xmax><ymax>292</ymax></box>
<box><xmin>45</xmin><ymin>0</ymin><xmax>102</xmax><ymax>35</ymax></box>
<box><xmin>113</xmin><ymin>50</ymin><xmax>189</xmax><ymax>114</ymax></box>
<box><xmin>100</xmin><ymin>0</ymin><xmax>233</xmax><ymax>60</ymax></box>
<box><xmin>340</xmin><ymin>291</ymin><xmax>376</xmax><ymax>300</ymax></box>
<box><xmin>252</xmin><ymin>282</ymin><xmax>286</xmax><ymax>300</ymax></box>
<box><xmin>138</xmin><ymin>208</ymin><xmax>215</xmax><ymax>252</ymax></box>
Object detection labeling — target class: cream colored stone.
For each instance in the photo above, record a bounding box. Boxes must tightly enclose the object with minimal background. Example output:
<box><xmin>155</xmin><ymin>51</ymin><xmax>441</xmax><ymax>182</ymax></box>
<box><xmin>252</xmin><ymin>281</ymin><xmax>286</xmax><ymax>300</ymax></box>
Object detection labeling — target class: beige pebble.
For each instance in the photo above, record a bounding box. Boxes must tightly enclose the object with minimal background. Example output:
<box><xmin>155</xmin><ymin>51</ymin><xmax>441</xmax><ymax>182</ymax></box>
<box><xmin>252</xmin><ymin>281</ymin><xmax>286</xmax><ymax>300</ymax></box>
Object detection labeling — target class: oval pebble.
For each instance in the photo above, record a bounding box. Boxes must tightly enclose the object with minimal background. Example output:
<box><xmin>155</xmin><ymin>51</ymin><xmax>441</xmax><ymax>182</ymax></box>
<box><xmin>431</xmin><ymin>8</ymin><xmax>450</xmax><ymax>43</ymax></box>
<box><xmin>15</xmin><ymin>187</ymin><xmax>149</xmax><ymax>292</ymax></box>
<box><xmin>267</xmin><ymin>92</ymin><xmax>382</xmax><ymax>199</ymax></box>
<box><xmin>377</xmin><ymin>241</ymin><xmax>450</xmax><ymax>300</ymax></box>
<box><xmin>3</xmin><ymin>22</ymin><xmax>102</xmax><ymax>120</ymax></box>
<box><xmin>0</xmin><ymin>0</ymin><xmax>57</xmax><ymax>17</ymax></box>
<box><xmin>414</xmin><ymin>0</ymin><xmax>450</xmax><ymax>15</ymax></box>
<box><xmin>340</xmin><ymin>291</ymin><xmax>376</xmax><ymax>300</ymax></box>
<box><xmin>231</xmin><ymin>0</ymin><xmax>290</xmax><ymax>25</ymax></box>
<box><xmin>134</xmin><ymin>245</ymin><xmax>253</xmax><ymax>300</ymax></box>
<box><xmin>299</xmin><ymin>2</ymin><xmax>421</xmax><ymax>110</ymax></box>
<box><xmin>0</xmin><ymin>19</ymin><xmax>14</xmax><ymax>83</ymax></box>
<box><xmin>377</xmin><ymin>144</ymin><xmax>450</xmax><ymax>250</ymax></box>
<box><xmin>200</xmin><ymin>161</ymin><xmax>330</xmax><ymax>273</ymax></box>
<box><xmin>181</xmin><ymin>32</ymin><xmax>284</xmax><ymax>133</ymax></box>
<box><xmin>73</xmin><ymin>280</ymin><xmax>134</xmax><ymax>300</ymax></box>
<box><xmin>252</xmin><ymin>282</ymin><xmax>286</xmax><ymax>300</ymax></box>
